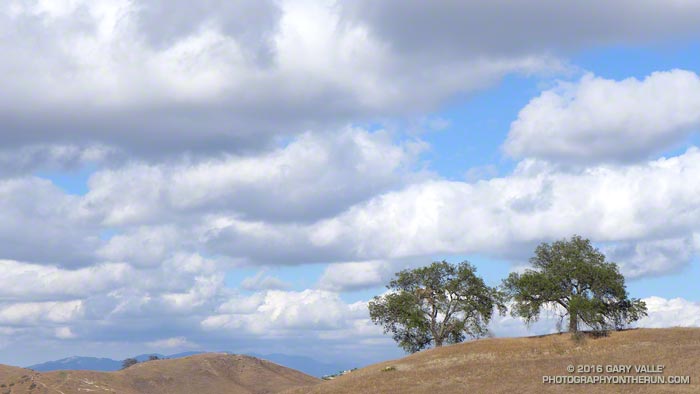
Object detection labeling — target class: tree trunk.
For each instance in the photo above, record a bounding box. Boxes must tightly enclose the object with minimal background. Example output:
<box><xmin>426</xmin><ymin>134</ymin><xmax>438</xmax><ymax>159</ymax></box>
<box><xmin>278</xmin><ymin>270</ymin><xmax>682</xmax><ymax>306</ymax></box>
<box><xmin>568</xmin><ymin>312</ymin><xmax>578</xmax><ymax>333</ymax></box>
<box><xmin>435</xmin><ymin>338</ymin><xmax>443</xmax><ymax>347</ymax></box>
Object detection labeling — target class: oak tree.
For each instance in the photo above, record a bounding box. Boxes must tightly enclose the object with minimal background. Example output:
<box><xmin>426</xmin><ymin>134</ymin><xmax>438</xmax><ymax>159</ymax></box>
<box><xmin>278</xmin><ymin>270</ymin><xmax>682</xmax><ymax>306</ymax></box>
<box><xmin>369</xmin><ymin>261</ymin><xmax>505</xmax><ymax>353</ymax></box>
<box><xmin>503</xmin><ymin>235</ymin><xmax>647</xmax><ymax>334</ymax></box>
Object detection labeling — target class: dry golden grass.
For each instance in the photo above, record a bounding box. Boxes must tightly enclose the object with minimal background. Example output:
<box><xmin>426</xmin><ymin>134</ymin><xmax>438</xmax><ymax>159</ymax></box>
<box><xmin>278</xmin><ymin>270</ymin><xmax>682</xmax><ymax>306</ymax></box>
<box><xmin>0</xmin><ymin>353</ymin><xmax>320</xmax><ymax>394</ymax></box>
<box><xmin>284</xmin><ymin>327</ymin><xmax>700</xmax><ymax>394</ymax></box>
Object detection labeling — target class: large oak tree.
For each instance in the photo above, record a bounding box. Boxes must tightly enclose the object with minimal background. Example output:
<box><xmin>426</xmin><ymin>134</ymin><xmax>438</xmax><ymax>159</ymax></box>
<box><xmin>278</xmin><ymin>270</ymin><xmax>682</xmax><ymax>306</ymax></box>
<box><xmin>369</xmin><ymin>261</ymin><xmax>505</xmax><ymax>353</ymax></box>
<box><xmin>503</xmin><ymin>235</ymin><xmax>647</xmax><ymax>334</ymax></box>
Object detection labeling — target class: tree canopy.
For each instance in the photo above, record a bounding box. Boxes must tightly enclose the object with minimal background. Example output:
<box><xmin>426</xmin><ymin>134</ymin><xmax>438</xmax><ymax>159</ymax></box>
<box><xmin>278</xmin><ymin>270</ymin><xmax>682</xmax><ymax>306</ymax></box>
<box><xmin>502</xmin><ymin>235</ymin><xmax>647</xmax><ymax>333</ymax></box>
<box><xmin>368</xmin><ymin>261</ymin><xmax>505</xmax><ymax>353</ymax></box>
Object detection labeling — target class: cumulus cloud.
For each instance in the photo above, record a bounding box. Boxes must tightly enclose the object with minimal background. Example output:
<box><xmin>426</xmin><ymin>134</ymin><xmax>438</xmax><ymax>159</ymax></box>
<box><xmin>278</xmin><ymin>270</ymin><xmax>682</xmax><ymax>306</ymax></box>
<box><xmin>317</xmin><ymin>260</ymin><xmax>392</xmax><ymax>291</ymax></box>
<box><xmin>161</xmin><ymin>274</ymin><xmax>225</xmax><ymax>313</ymax></box>
<box><xmin>638</xmin><ymin>296</ymin><xmax>700</xmax><ymax>328</ymax></box>
<box><xmin>204</xmin><ymin>148</ymin><xmax>700</xmax><ymax>275</ymax></box>
<box><xmin>6</xmin><ymin>1</ymin><xmax>698</xmax><ymax>163</ymax></box>
<box><xmin>603</xmin><ymin>237</ymin><xmax>696</xmax><ymax>278</ymax></box>
<box><xmin>490</xmin><ymin>304</ymin><xmax>566</xmax><ymax>337</ymax></box>
<box><xmin>0</xmin><ymin>260</ymin><xmax>131</xmax><ymax>301</ymax></box>
<box><xmin>0</xmin><ymin>301</ymin><xmax>84</xmax><ymax>326</ymax></box>
<box><xmin>0</xmin><ymin>177</ymin><xmax>99</xmax><ymax>266</ymax></box>
<box><xmin>0</xmin><ymin>253</ymin><xmax>226</xmax><ymax>347</ymax></box>
<box><xmin>97</xmin><ymin>226</ymin><xmax>183</xmax><ymax>267</ymax></box>
<box><xmin>202</xmin><ymin>290</ymin><xmax>367</xmax><ymax>335</ymax></box>
<box><xmin>0</xmin><ymin>0</ymin><xmax>563</xmax><ymax>161</ymax></box>
<box><xmin>82</xmin><ymin>128</ymin><xmax>426</xmax><ymax>225</ymax></box>
<box><xmin>504</xmin><ymin>70</ymin><xmax>700</xmax><ymax>164</ymax></box>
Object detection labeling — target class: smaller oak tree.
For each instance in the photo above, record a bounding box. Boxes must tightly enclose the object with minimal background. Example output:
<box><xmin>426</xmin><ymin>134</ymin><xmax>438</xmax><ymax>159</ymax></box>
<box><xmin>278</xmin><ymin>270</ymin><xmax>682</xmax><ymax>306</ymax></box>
<box><xmin>369</xmin><ymin>261</ymin><xmax>505</xmax><ymax>353</ymax></box>
<box><xmin>503</xmin><ymin>235</ymin><xmax>647</xmax><ymax>334</ymax></box>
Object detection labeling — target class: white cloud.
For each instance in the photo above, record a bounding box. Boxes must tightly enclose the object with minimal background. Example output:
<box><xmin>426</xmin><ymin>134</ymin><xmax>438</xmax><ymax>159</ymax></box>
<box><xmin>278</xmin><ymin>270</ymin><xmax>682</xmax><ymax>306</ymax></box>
<box><xmin>490</xmin><ymin>304</ymin><xmax>565</xmax><ymax>337</ymax></box>
<box><xmin>82</xmin><ymin>128</ymin><xmax>426</xmax><ymax>225</ymax></box>
<box><xmin>202</xmin><ymin>290</ymin><xmax>365</xmax><ymax>335</ymax></box>
<box><xmin>318</xmin><ymin>260</ymin><xmax>391</xmax><ymax>291</ymax></box>
<box><xmin>0</xmin><ymin>0</ymin><xmax>561</xmax><ymax>160</ymax></box>
<box><xmin>603</xmin><ymin>237</ymin><xmax>696</xmax><ymax>278</ymax></box>
<box><xmin>0</xmin><ymin>178</ymin><xmax>99</xmax><ymax>266</ymax></box>
<box><xmin>0</xmin><ymin>301</ymin><xmax>84</xmax><ymax>326</ymax></box>
<box><xmin>504</xmin><ymin>70</ymin><xmax>700</xmax><ymax>164</ymax></box>
<box><xmin>161</xmin><ymin>274</ymin><xmax>225</xmax><ymax>313</ymax></box>
<box><xmin>146</xmin><ymin>336</ymin><xmax>196</xmax><ymax>349</ymax></box>
<box><xmin>638</xmin><ymin>297</ymin><xmax>700</xmax><ymax>328</ymax></box>
<box><xmin>97</xmin><ymin>226</ymin><xmax>182</xmax><ymax>267</ymax></box>
<box><xmin>0</xmin><ymin>260</ymin><xmax>131</xmax><ymax>301</ymax></box>
<box><xmin>289</xmin><ymin>148</ymin><xmax>700</xmax><ymax>276</ymax></box>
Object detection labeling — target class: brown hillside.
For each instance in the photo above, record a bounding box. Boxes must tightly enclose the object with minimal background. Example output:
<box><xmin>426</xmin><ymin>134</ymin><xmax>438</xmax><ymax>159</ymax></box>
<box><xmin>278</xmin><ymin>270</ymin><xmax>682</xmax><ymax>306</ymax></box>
<box><xmin>0</xmin><ymin>353</ymin><xmax>320</xmax><ymax>394</ymax></box>
<box><xmin>284</xmin><ymin>328</ymin><xmax>700</xmax><ymax>394</ymax></box>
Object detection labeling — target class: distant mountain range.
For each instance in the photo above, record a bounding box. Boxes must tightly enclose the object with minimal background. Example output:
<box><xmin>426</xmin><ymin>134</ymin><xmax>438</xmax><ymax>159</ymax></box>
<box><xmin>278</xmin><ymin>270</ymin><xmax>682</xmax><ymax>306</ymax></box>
<box><xmin>27</xmin><ymin>351</ymin><xmax>347</xmax><ymax>377</ymax></box>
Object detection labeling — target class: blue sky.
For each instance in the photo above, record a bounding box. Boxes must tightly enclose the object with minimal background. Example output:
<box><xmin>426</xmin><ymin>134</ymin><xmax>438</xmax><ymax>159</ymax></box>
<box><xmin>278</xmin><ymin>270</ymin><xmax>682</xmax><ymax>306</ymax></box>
<box><xmin>2</xmin><ymin>0</ymin><xmax>700</xmax><ymax>369</ymax></box>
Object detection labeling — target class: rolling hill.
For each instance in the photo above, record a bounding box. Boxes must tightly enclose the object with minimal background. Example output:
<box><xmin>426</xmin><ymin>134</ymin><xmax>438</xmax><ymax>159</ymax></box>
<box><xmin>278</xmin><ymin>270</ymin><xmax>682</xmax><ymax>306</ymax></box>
<box><xmin>1</xmin><ymin>353</ymin><xmax>319</xmax><ymax>394</ymax></box>
<box><xmin>27</xmin><ymin>352</ymin><xmax>344</xmax><ymax>377</ymax></box>
<box><xmin>284</xmin><ymin>327</ymin><xmax>700</xmax><ymax>394</ymax></box>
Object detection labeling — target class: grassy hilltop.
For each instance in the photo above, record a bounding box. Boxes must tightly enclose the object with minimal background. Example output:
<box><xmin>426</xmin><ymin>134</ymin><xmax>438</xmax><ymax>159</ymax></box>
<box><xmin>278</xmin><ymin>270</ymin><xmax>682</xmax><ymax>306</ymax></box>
<box><xmin>285</xmin><ymin>328</ymin><xmax>700</xmax><ymax>394</ymax></box>
<box><xmin>0</xmin><ymin>353</ymin><xmax>319</xmax><ymax>394</ymax></box>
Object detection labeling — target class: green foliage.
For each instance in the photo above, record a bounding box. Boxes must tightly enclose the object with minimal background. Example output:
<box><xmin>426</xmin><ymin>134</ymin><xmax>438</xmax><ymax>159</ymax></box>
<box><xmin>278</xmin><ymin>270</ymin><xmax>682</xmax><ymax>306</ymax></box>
<box><xmin>369</xmin><ymin>261</ymin><xmax>506</xmax><ymax>353</ymax></box>
<box><xmin>502</xmin><ymin>235</ymin><xmax>648</xmax><ymax>333</ymax></box>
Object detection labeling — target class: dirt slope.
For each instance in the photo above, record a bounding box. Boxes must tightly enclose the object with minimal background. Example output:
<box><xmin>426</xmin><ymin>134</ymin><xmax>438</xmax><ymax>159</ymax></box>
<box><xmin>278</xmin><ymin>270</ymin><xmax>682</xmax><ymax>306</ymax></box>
<box><xmin>284</xmin><ymin>328</ymin><xmax>700</xmax><ymax>394</ymax></box>
<box><xmin>0</xmin><ymin>353</ymin><xmax>320</xmax><ymax>394</ymax></box>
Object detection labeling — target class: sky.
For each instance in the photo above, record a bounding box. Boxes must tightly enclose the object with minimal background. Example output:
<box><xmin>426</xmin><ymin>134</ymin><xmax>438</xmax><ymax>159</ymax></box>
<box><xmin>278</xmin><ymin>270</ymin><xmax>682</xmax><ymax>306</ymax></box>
<box><xmin>1</xmin><ymin>0</ymin><xmax>700</xmax><ymax>368</ymax></box>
